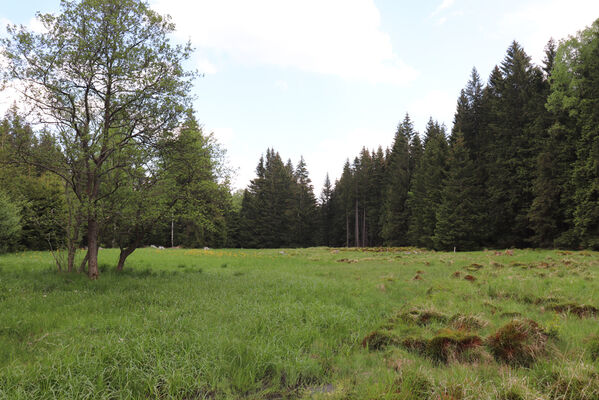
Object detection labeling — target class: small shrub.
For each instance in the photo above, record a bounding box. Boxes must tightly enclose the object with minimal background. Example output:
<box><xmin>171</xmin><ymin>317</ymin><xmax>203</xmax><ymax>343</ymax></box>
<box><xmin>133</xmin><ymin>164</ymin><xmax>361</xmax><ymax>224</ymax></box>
<box><xmin>486</xmin><ymin>319</ymin><xmax>548</xmax><ymax>366</ymax></box>
<box><xmin>221</xmin><ymin>263</ymin><xmax>228</xmax><ymax>268</ymax></box>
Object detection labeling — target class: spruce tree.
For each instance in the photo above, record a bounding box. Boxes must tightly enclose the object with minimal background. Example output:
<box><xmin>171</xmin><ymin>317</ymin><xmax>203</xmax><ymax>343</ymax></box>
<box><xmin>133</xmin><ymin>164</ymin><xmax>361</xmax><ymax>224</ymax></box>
<box><xmin>407</xmin><ymin>119</ymin><xmax>448</xmax><ymax>247</ymax></box>
<box><xmin>381</xmin><ymin>116</ymin><xmax>413</xmax><ymax>246</ymax></box>
<box><xmin>434</xmin><ymin>132</ymin><xmax>483</xmax><ymax>251</ymax></box>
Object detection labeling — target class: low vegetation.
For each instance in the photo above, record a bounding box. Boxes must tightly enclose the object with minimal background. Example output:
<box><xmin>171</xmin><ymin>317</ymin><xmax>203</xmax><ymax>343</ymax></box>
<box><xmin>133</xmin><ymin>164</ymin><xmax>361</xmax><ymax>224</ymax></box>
<box><xmin>1</xmin><ymin>247</ymin><xmax>599</xmax><ymax>399</ymax></box>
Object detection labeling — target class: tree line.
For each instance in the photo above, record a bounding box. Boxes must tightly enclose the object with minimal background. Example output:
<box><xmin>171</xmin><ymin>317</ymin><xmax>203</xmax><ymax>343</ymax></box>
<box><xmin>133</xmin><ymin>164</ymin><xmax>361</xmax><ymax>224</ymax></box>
<box><xmin>231</xmin><ymin>20</ymin><xmax>599</xmax><ymax>251</ymax></box>
<box><xmin>1</xmin><ymin>2</ymin><xmax>598</xmax><ymax>279</ymax></box>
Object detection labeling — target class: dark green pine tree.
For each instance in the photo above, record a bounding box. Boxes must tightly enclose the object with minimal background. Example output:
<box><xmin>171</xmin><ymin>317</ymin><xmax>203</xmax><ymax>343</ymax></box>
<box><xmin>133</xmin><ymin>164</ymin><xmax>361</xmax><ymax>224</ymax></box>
<box><xmin>238</xmin><ymin>149</ymin><xmax>295</xmax><ymax>248</ymax></box>
<box><xmin>381</xmin><ymin>115</ymin><xmax>413</xmax><ymax>246</ymax></box>
<box><xmin>318</xmin><ymin>173</ymin><xmax>334</xmax><ymax>246</ymax></box>
<box><xmin>365</xmin><ymin>146</ymin><xmax>387</xmax><ymax>246</ymax></box>
<box><xmin>434</xmin><ymin>132</ymin><xmax>484</xmax><ymax>251</ymax></box>
<box><xmin>291</xmin><ymin>156</ymin><xmax>318</xmax><ymax>247</ymax></box>
<box><xmin>528</xmin><ymin>39</ymin><xmax>576</xmax><ymax>247</ymax></box>
<box><xmin>484</xmin><ymin>41</ymin><xmax>548</xmax><ymax>247</ymax></box>
<box><xmin>407</xmin><ymin>119</ymin><xmax>448</xmax><ymax>248</ymax></box>
<box><xmin>333</xmin><ymin>160</ymin><xmax>355</xmax><ymax>247</ymax></box>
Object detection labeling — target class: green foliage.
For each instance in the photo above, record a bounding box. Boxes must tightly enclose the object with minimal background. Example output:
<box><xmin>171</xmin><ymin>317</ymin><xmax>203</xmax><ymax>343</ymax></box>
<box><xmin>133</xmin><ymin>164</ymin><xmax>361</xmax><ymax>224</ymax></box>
<box><xmin>0</xmin><ymin>191</ymin><xmax>21</xmax><ymax>253</ymax></box>
<box><xmin>239</xmin><ymin>149</ymin><xmax>318</xmax><ymax>248</ymax></box>
<box><xmin>549</xmin><ymin>20</ymin><xmax>599</xmax><ymax>249</ymax></box>
<box><xmin>407</xmin><ymin>119</ymin><xmax>448</xmax><ymax>248</ymax></box>
<box><xmin>434</xmin><ymin>133</ymin><xmax>484</xmax><ymax>251</ymax></box>
<box><xmin>381</xmin><ymin>115</ymin><xmax>415</xmax><ymax>246</ymax></box>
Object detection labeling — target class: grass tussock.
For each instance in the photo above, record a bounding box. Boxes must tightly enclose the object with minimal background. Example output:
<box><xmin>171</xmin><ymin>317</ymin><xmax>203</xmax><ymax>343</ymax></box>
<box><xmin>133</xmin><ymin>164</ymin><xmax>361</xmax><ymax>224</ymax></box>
<box><xmin>549</xmin><ymin>302</ymin><xmax>599</xmax><ymax>318</ymax></box>
<box><xmin>486</xmin><ymin>319</ymin><xmax>548</xmax><ymax>366</ymax></box>
<box><xmin>399</xmin><ymin>308</ymin><xmax>448</xmax><ymax>326</ymax></box>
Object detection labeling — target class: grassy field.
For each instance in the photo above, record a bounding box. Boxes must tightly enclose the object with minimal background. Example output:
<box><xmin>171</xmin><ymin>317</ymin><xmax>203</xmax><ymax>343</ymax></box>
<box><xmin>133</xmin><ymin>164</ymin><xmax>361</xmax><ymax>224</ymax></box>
<box><xmin>0</xmin><ymin>247</ymin><xmax>598</xmax><ymax>399</ymax></box>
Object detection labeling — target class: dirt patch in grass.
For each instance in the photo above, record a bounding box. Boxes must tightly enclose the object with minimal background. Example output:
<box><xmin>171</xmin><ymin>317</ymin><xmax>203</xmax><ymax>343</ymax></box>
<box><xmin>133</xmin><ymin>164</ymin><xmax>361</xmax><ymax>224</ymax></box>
<box><xmin>465</xmin><ymin>263</ymin><xmax>483</xmax><ymax>272</ymax></box>
<box><xmin>336</xmin><ymin>258</ymin><xmax>358</xmax><ymax>264</ymax></box>
<box><xmin>464</xmin><ymin>274</ymin><xmax>476</xmax><ymax>282</ymax></box>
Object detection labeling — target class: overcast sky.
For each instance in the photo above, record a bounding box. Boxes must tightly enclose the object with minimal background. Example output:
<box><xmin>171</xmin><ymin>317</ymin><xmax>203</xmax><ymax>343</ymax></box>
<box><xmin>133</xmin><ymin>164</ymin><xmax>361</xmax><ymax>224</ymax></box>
<box><xmin>2</xmin><ymin>1</ymin><xmax>599</xmax><ymax>193</ymax></box>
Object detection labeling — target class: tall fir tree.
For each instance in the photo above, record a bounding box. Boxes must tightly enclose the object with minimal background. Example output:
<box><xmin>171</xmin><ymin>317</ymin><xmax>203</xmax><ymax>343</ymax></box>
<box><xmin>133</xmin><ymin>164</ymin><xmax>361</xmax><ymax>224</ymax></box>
<box><xmin>381</xmin><ymin>115</ymin><xmax>414</xmax><ymax>245</ymax></box>
<box><xmin>434</xmin><ymin>132</ymin><xmax>484</xmax><ymax>251</ymax></box>
<box><xmin>407</xmin><ymin>119</ymin><xmax>448</xmax><ymax>247</ymax></box>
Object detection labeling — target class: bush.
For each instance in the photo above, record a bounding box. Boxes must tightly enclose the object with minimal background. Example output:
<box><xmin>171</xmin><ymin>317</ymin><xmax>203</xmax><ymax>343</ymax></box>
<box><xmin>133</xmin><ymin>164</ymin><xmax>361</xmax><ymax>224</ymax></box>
<box><xmin>0</xmin><ymin>191</ymin><xmax>21</xmax><ymax>253</ymax></box>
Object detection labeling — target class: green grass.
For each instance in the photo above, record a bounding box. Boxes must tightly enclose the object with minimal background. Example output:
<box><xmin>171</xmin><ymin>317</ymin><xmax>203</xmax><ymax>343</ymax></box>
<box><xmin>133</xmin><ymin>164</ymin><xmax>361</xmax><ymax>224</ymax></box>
<box><xmin>0</xmin><ymin>247</ymin><xmax>598</xmax><ymax>399</ymax></box>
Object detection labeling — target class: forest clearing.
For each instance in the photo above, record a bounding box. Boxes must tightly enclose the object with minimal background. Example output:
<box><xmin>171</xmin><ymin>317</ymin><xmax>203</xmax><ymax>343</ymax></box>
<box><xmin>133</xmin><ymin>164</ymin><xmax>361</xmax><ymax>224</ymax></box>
<box><xmin>1</xmin><ymin>247</ymin><xmax>598</xmax><ymax>399</ymax></box>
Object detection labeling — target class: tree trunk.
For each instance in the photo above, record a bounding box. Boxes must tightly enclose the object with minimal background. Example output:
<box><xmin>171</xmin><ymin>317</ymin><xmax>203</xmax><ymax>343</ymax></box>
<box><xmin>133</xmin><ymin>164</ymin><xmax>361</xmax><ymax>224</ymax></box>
<box><xmin>345</xmin><ymin>213</ymin><xmax>349</xmax><ymax>248</ymax></box>
<box><xmin>116</xmin><ymin>247</ymin><xmax>136</xmax><ymax>271</ymax></box>
<box><xmin>87</xmin><ymin>218</ymin><xmax>99</xmax><ymax>279</ymax></box>
<box><xmin>362</xmin><ymin>208</ymin><xmax>367</xmax><ymax>247</ymax></box>
<box><xmin>79</xmin><ymin>250</ymin><xmax>89</xmax><ymax>273</ymax></box>
<box><xmin>355</xmin><ymin>199</ymin><xmax>360</xmax><ymax>247</ymax></box>
<box><xmin>67</xmin><ymin>246</ymin><xmax>75</xmax><ymax>273</ymax></box>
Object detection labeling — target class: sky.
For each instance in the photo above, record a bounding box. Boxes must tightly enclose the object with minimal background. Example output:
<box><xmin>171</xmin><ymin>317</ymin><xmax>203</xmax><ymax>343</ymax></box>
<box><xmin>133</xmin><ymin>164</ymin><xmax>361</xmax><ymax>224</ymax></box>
<box><xmin>2</xmin><ymin>0</ymin><xmax>599</xmax><ymax>194</ymax></box>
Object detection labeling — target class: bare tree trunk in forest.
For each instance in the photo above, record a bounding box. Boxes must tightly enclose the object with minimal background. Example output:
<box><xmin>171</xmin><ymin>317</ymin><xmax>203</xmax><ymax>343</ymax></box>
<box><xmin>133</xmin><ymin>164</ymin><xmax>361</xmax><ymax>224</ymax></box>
<box><xmin>362</xmin><ymin>209</ymin><xmax>367</xmax><ymax>247</ymax></box>
<box><xmin>355</xmin><ymin>199</ymin><xmax>360</xmax><ymax>247</ymax></box>
<box><xmin>87</xmin><ymin>218</ymin><xmax>99</xmax><ymax>279</ymax></box>
<box><xmin>346</xmin><ymin>213</ymin><xmax>349</xmax><ymax>248</ymax></box>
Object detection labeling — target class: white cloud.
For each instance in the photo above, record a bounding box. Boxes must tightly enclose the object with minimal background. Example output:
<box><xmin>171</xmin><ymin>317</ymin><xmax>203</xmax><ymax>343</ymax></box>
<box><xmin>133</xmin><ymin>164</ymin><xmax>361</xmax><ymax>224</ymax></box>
<box><xmin>152</xmin><ymin>0</ymin><xmax>419</xmax><ymax>85</ymax></box>
<box><xmin>27</xmin><ymin>16</ymin><xmax>46</xmax><ymax>34</ymax></box>
<box><xmin>501</xmin><ymin>0</ymin><xmax>599</xmax><ymax>63</ymax></box>
<box><xmin>197</xmin><ymin>58</ymin><xmax>217</xmax><ymax>75</ymax></box>
<box><xmin>0</xmin><ymin>85</ymin><xmax>22</xmax><ymax>116</ymax></box>
<box><xmin>432</xmin><ymin>0</ymin><xmax>455</xmax><ymax>16</ymax></box>
<box><xmin>274</xmin><ymin>80</ymin><xmax>288</xmax><ymax>91</ymax></box>
<box><xmin>308</xmin><ymin>127</ymin><xmax>392</xmax><ymax>193</ymax></box>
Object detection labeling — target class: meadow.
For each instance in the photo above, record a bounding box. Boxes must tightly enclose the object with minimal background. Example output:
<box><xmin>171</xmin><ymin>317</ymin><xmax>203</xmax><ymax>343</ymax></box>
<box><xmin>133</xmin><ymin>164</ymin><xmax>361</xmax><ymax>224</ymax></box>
<box><xmin>0</xmin><ymin>247</ymin><xmax>598</xmax><ymax>399</ymax></box>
